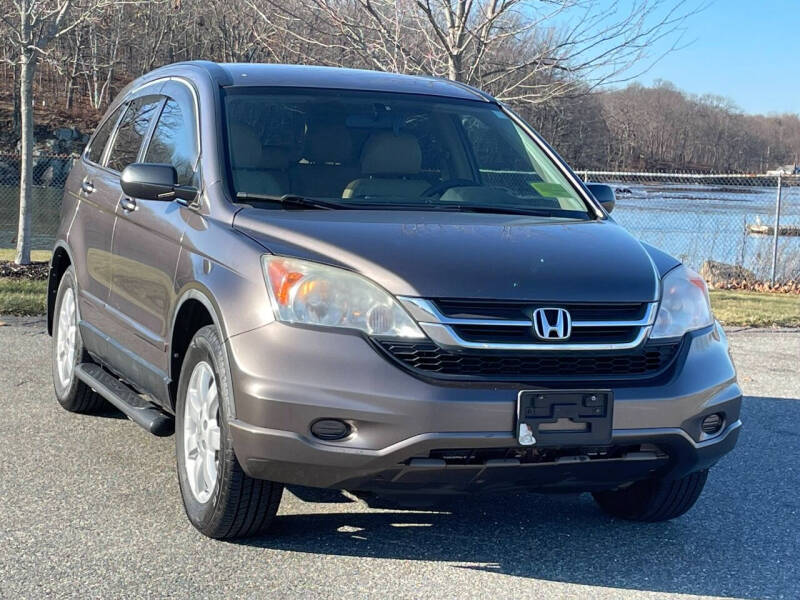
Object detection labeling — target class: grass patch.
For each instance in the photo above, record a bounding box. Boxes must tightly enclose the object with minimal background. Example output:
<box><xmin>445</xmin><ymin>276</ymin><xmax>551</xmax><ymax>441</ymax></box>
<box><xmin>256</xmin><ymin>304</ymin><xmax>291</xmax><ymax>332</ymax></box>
<box><xmin>0</xmin><ymin>248</ymin><xmax>52</xmax><ymax>262</ymax></box>
<box><xmin>0</xmin><ymin>278</ymin><xmax>47</xmax><ymax>315</ymax></box>
<box><xmin>0</xmin><ymin>267</ymin><xmax>797</xmax><ymax>327</ymax></box>
<box><xmin>710</xmin><ymin>290</ymin><xmax>800</xmax><ymax>328</ymax></box>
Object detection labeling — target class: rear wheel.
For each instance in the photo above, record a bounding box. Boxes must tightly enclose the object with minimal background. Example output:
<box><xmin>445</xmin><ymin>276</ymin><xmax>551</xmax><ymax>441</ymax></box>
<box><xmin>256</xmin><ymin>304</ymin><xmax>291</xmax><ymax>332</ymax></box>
<box><xmin>176</xmin><ymin>325</ymin><xmax>283</xmax><ymax>539</ymax></box>
<box><xmin>592</xmin><ymin>469</ymin><xmax>709</xmax><ymax>522</ymax></box>
<box><xmin>52</xmin><ymin>266</ymin><xmax>105</xmax><ymax>413</ymax></box>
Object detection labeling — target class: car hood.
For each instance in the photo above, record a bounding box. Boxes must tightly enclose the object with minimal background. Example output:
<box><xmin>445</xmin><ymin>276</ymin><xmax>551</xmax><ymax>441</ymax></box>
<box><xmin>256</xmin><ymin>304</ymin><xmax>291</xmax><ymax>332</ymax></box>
<box><xmin>233</xmin><ymin>209</ymin><xmax>660</xmax><ymax>302</ymax></box>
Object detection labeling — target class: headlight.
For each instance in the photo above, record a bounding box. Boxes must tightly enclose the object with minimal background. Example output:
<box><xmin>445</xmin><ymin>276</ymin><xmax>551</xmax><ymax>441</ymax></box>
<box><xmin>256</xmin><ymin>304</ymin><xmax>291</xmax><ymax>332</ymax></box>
<box><xmin>650</xmin><ymin>265</ymin><xmax>714</xmax><ymax>338</ymax></box>
<box><xmin>262</xmin><ymin>256</ymin><xmax>424</xmax><ymax>338</ymax></box>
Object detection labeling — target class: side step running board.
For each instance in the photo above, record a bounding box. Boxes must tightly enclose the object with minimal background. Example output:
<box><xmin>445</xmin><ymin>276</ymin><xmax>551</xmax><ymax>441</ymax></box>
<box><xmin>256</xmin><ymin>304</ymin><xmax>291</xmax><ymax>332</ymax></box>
<box><xmin>75</xmin><ymin>363</ymin><xmax>174</xmax><ymax>437</ymax></box>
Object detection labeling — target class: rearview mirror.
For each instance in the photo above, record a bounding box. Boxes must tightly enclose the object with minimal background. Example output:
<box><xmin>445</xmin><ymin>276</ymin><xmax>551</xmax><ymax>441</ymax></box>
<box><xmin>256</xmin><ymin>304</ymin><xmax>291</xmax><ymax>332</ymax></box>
<box><xmin>120</xmin><ymin>163</ymin><xmax>197</xmax><ymax>203</ymax></box>
<box><xmin>585</xmin><ymin>183</ymin><xmax>615</xmax><ymax>214</ymax></box>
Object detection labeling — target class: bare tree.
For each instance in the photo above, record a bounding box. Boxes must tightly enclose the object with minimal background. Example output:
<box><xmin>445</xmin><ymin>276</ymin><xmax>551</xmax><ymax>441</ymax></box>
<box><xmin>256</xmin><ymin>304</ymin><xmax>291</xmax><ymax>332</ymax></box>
<box><xmin>250</xmin><ymin>0</ymin><xmax>698</xmax><ymax>105</ymax></box>
<box><xmin>0</xmin><ymin>0</ymin><xmax>116</xmax><ymax>265</ymax></box>
<box><xmin>1</xmin><ymin>0</ymin><xmax>798</xmax><ymax>181</ymax></box>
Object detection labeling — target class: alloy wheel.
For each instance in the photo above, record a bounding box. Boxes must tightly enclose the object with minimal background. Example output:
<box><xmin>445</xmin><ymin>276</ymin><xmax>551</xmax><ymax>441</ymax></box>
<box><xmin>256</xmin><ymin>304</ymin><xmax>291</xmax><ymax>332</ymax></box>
<box><xmin>55</xmin><ymin>287</ymin><xmax>77</xmax><ymax>388</ymax></box>
<box><xmin>183</xmin><ymin>361</ymin><xmax>222</xmax><ymax>503</ymax></box>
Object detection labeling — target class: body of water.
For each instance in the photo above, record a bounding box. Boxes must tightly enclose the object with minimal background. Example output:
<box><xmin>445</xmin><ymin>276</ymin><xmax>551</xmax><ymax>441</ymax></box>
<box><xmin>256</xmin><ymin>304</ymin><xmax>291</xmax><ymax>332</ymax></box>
<box><xmin>607</xmin><ymin>183</ymin><xmax>800</xmax><ymax>281</ymax></box>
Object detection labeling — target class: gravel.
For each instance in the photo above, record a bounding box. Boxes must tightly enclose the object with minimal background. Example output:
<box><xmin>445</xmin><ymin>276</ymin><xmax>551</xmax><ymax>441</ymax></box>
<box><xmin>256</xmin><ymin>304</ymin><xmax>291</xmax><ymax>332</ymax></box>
<box><xmin>1</xmin><ymin>320</ymin><xmax>798</xmax><ymax>600</ymax></box>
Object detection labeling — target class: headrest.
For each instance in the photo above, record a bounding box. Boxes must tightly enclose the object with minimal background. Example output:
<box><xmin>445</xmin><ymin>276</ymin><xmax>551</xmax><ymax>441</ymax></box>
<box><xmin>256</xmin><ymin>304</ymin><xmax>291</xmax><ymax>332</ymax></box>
<box><xmin>360</xmin><ymin>132</ymin><xmax>422</xmax><ymax>175</ymax></box>
<box><xmin>307</xmin><ymin>124</ymin><xmax>353</xmax><ymax>164</ymax></box>
<box><xmin>261</xmin><ymin>145</ymin><xmax>290</xmax><ymax>170</ymax></box>
<box><xmin>228</xmin><ymin>123</ymin><xmax>263</xmax><ymax>169</ymax></box>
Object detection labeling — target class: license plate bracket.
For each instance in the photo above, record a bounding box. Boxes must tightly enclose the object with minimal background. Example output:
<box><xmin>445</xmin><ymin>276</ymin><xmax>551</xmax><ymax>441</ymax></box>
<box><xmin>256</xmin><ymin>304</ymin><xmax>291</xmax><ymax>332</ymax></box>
<box><xmin>517</xmin><ymin>390</ymin><xmax>613</xmax><ymax>447</ymax></box>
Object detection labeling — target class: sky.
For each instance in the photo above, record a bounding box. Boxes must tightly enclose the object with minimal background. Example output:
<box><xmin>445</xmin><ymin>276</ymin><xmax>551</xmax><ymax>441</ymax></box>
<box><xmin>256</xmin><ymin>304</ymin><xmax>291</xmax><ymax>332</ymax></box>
<box><xmin>628</xmin><ymin>0</ymin><xmax>800</xmax><ymax>115</ymax></box>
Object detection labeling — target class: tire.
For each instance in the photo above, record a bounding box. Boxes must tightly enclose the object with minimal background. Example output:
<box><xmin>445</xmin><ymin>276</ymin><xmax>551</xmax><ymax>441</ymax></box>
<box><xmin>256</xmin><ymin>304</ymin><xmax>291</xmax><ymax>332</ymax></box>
<box><xmin>52</xmin><ymin>266</ymin><xmax>105</xmax><ymax>413</ymax></box>
<box><xmin>175</xmin><ymin>325</ymin><xmax>283</xmax><ymax>539</ymax></box>
<box><xmin>592</xmin><ymin>469</ymin><xmax>709</xmax><ymax>522</ymax></box>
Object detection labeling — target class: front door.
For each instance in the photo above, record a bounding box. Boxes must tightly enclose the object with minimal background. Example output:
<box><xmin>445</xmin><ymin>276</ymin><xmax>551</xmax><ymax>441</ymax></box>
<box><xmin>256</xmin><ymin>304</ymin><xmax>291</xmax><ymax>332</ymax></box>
<box><xmin>108</xmin><ymin>82</ymin><xmax>200</xmax><ymax>405</ymax></box>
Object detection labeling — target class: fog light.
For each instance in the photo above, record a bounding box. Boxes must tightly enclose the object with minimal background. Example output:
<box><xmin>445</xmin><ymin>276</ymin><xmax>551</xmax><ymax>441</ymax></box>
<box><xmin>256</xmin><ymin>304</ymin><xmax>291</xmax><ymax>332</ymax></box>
<box><xmin>701</xmin><ymin>413</ymin><xmax>724</xmax><ymax>435</ymax></box>
<box><xmin>310</xmin><ymin>419</ymin><xmax>351</xmax><ymax>441</ymax></box>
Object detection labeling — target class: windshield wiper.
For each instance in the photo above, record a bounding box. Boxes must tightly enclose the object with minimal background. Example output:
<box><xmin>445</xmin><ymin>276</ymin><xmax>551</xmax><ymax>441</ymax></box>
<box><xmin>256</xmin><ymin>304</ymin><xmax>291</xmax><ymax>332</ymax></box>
<box><xmin>430</xmin><ymin>204</ymin><xmax>591</xmax><ymax>219</ymax></box>
<box><xmin>235</xmin><ymin>192</ymin><xmax>349</xmax><ymax>210</ymax></box>
<box><xmin>235</xmin><ymin>194</ymin><xmax>589</xmax><ymax>218</ymax></box>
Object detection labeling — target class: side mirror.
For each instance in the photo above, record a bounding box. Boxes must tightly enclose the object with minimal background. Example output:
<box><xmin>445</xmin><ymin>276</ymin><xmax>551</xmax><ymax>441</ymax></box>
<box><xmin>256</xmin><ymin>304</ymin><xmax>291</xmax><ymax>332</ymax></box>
<box><xmin>120</xmin><ymin>163</ymin><xmax>197</xmax><ymax>203</ymax></box>
<box><xmin>585</xmin><ymin>183</ymin><xmax>615</xmax><ymax>214</ymax></box>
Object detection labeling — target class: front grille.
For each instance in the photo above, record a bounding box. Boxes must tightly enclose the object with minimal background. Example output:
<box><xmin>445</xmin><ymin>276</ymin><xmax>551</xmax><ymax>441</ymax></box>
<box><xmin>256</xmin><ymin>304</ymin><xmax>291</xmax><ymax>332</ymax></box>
<box><xmin>425</xmin><ymin>445</ymin><xmax>652</xmax><ymax>465</ymax></box>
<box><xmin>377</xmin><ymin>340</ymin><xmax>680</xmax><ymax>380</ymax></box>
<box><xmin>431</xmin><ymin>299</ymin><xmax>650</xmax><ymax>346</ymax></box>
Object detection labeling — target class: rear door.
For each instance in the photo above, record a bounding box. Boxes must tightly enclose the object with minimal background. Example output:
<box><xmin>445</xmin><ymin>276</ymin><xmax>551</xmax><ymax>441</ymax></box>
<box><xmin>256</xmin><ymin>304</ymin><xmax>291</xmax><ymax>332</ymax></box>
<box><xmin>108</xmin><ymin>80</ymin><xmax>200</xmax><ymax>404</ymax></box>
<box><xmin>68</xmin><ymin>104</ymin><xmax>126</xmax><ymax>339</ymax></box>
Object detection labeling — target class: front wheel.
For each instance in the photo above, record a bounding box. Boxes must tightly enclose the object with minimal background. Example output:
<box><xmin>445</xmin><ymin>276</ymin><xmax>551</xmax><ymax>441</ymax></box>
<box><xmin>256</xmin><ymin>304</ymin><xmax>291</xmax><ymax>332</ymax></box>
<box><xmin>592</xmin><ymin>469</ymin><xmax>709</xmax><ymax>522</ymax></box>
<box><xmin>175</xmin><ymin>325</ymin><xmax>283</xmax><ymax>539</ymax></box>
<box><xmin>52</xmin><ymin>266</ymin><xmax>105</xmax><ymax>413</ymax></box>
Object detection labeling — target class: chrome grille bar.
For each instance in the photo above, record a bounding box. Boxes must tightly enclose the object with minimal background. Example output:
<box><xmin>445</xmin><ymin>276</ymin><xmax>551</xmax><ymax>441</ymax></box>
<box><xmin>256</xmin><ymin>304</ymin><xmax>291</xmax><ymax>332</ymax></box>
<box><xmin>419</xmin><ymin>322</ymin><xmax>653</xmax><ymax>351</ymax></box>
<box><xmin>398</xmin><ymin>297</ymin><xmax>658</xmax><ymax>352</ymax></box>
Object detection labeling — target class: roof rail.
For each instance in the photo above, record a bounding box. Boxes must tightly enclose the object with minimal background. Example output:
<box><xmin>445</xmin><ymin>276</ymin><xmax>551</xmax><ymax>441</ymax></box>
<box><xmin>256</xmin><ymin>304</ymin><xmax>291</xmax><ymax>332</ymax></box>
<box><xmin>165</xmin><ymin>60</ymin><xmax>234</xmax><ymax>86</ymax></box>
<box><xmin>415</xmin><ymin>74</ymin><xmax>493</xmax><ymax>102</ymax></box>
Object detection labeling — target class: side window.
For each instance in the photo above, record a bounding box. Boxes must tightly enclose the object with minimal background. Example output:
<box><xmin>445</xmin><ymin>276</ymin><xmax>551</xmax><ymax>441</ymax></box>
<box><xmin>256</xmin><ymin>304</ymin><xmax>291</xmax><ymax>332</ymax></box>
<box><xmin>86</xmin><ymin>105</ymin><xmax>124</xmax><ymax>165</ymax></box>
<box><xmin>144</xmin><ymin>99</ymin><xmax>198</xmax><ymax>186</ymax></box>
<box><xmin>461</xmin><ymin>114</ymin><xmax>541</xmax><ymax>194</ymax></box>
<box><xmin>403</xmin><ymin>113</ymin><xmax>444</xmax><ymax>180</ymax></box>
<box><xmin>461</xmin><ymin>114</ymin><xmax>530</xmax><ymax>173</ymax></box>
<box><xmin>106</xmin><ymin>95</ymin><xmax>163</xmax><ymax>173</ymax></box>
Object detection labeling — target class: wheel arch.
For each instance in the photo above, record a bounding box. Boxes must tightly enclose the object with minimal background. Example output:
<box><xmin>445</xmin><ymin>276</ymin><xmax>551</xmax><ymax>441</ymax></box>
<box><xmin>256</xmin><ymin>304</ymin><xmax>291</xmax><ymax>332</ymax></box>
<box><xmin>168</xmin><ymin>286</ymin><xmax>234</xmax><ymax>415</ymax></box>
<box><xmin>47</xmin><ymin>243</ymin><xmax>75</xmax><ymax>335</ymax></box>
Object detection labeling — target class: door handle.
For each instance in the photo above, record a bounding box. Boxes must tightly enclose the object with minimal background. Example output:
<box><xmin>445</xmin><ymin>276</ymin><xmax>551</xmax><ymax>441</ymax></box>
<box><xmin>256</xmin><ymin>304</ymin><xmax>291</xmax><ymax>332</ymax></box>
<box><xmin>81</xmin><ymin>178</ymin><xmax>95</xmax><ymax>194</ymax></box>
<box><xmin>119</xmin><ymin>197</ymin><xmax>137</xmax><ymax>212</ymax></box>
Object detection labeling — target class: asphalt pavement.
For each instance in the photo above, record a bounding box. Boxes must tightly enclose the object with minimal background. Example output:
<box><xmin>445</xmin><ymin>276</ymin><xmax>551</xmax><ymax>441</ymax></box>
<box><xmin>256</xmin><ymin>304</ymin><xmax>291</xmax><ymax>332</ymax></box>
<box><xmin>1</xmin><ymin>318</ymin><xmax>798</xmax><ymax>599</ymax></box>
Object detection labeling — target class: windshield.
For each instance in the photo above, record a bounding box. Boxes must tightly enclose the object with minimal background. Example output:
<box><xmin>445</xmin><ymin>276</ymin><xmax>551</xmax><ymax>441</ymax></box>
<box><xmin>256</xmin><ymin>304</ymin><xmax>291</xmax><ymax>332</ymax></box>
<box><xmin>222</xmin><ymin>88</ymin><xmax>592</xmax><ymax>219</ymax></box>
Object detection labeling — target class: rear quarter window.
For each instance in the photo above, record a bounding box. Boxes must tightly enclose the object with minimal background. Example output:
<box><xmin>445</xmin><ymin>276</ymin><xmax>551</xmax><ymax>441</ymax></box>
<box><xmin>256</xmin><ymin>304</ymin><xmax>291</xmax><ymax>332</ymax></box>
<box><xmin>85</xmin><ymin>105</ymin><xmax>124</xmax><ymax>165</ymax></box>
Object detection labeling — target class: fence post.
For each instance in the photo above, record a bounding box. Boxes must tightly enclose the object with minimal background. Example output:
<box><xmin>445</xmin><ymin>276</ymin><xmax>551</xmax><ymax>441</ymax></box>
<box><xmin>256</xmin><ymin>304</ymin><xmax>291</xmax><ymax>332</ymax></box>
<box><xmin>770</xmin><ymin>174</ymin><xmax>783</xmax><ymax>285</ymax></box>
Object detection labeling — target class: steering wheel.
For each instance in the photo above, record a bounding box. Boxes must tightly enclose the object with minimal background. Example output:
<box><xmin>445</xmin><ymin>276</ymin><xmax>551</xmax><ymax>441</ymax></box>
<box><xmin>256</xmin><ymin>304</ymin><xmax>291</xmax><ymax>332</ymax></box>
<box><xmin>421</xmin><ymin>179</ymin><xmax>477</xmax><ymax>197</ymax></box>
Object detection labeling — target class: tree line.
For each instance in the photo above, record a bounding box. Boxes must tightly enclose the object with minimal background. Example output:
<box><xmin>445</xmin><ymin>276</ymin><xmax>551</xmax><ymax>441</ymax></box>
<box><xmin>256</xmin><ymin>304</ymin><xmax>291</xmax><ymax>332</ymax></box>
<box><xmin>592</xmin><ymin>82</ymin><xmax>800</xmax><ymax>172</ymax></box>
<box><xmin>1</xmin><ymin>0</ymin><xmax>797</xmax><ymax>263</ymax></box>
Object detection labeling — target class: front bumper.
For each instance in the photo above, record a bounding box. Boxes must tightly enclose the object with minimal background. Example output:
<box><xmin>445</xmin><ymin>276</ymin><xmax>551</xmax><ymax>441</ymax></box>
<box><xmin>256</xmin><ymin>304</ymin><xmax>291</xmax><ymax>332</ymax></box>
<box><xmin>226</xmin><ymin>321</ymin><xmax>741</xmax><ymax>493</ymax></box>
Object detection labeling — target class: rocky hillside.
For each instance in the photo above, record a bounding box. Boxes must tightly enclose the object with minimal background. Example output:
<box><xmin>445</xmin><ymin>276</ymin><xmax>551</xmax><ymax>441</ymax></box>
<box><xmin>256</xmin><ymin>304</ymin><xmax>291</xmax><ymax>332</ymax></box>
<box><xmin>0</xmin><ymin>99</ymin><xmax>95</xmax><ymax>186</ymax></box>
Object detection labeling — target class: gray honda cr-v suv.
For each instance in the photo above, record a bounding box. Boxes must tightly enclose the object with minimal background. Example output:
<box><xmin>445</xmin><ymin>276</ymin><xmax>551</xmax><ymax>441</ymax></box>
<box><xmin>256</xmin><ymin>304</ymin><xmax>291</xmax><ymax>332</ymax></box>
<box><xmin>48</xmin><ymin>61</ymin><xmax>741</xmax><ymax>539</ymax></box>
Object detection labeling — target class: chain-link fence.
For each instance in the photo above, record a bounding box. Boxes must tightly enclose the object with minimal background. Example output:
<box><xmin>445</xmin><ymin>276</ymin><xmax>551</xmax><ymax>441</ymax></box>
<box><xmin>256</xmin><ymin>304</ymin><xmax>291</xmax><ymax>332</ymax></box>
<box><xmin>1</xmin><ymin>153</ymin><xmax>799</xmax><ymax>283</ymax></box>
<box><xmin>0</xmin><ymin>153</ymin><xmax>74</xmax><ymax>251</ymax></box>
<box><xmin>580</xmin><ymin>171</ymin><xmax>800</xmax><ymax>283</ymax></box>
